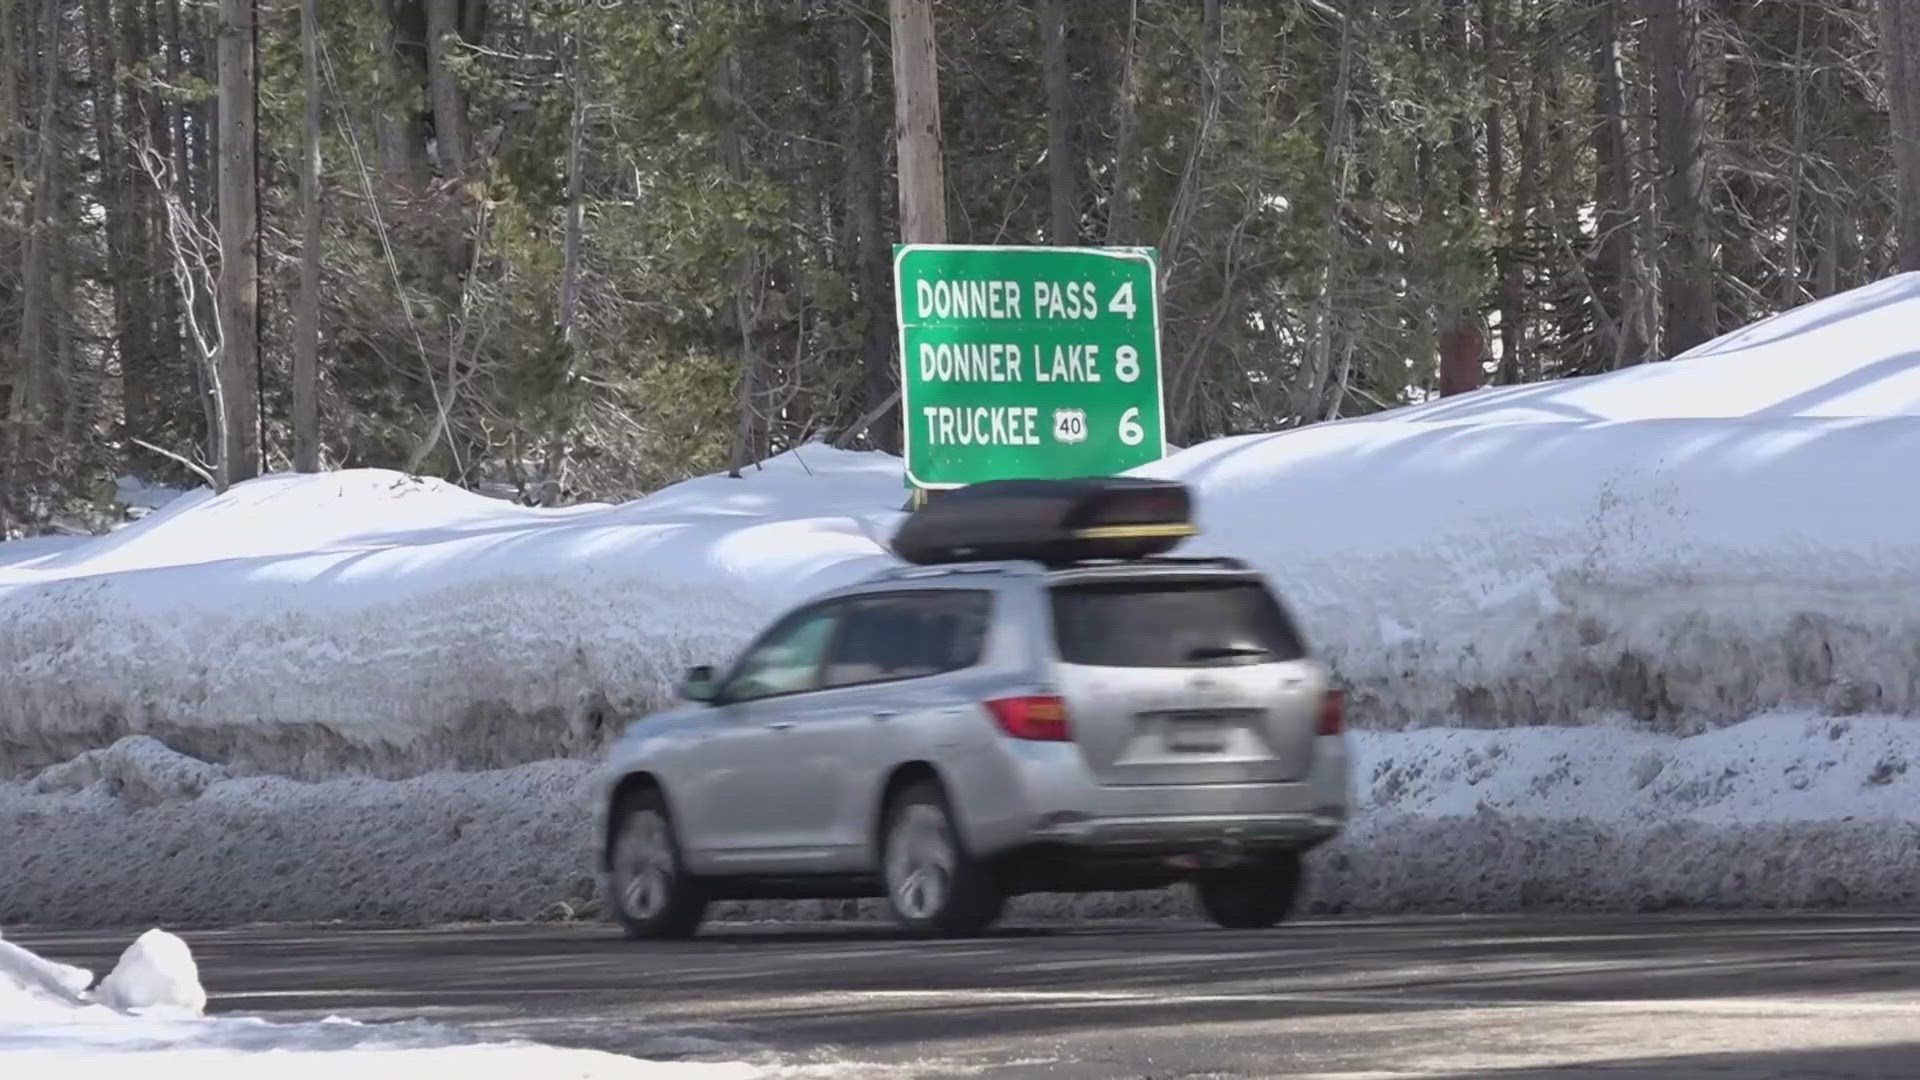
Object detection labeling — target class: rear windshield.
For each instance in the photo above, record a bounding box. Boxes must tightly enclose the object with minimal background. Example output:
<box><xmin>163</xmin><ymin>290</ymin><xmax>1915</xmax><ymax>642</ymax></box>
<box><xmin>1048</xmin><ymin>578</ymin><xmax>1306</xmax><ymax>668</ymax></box>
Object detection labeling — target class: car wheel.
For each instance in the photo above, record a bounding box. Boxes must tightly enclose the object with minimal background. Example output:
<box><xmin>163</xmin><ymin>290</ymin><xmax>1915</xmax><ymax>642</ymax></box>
<box><xmin>1193</xmin><ymin>852</ymin><xmax>1304</xmax><ymax>930</ymax></box>
<box><xmin>604</xmin><ymin>787</ymin><xmax>707</xmax><ymax>940</ymax></box>
<box><xmin>881</xmin><ymin>780</ymin><xmax>1003</xmax><ymax>938</ymax></box>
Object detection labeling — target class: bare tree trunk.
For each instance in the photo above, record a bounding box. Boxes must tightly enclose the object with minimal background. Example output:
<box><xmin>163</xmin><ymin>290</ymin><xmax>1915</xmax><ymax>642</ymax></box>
<box><xmin>890</xmin><ymin>0</ymin><xmax>947</xmax><ymax>245</ymax></box>
<box><xmin>1593</xmin><ymin>0</ymin><xmax>1647</xmax><ymax>367</ymax></box>
<box><xmin>1036</xmin><ymin>0</ymin><xmax>1076</xmax><ymax>245</ymax></box>
<box><xmin>1492</xmin><ymin>17</ymin><xmax>1541</xmax><ymax>387</ymax></box>
<box><xmin>0</xmin><ymin>0</ymin><xmax>18</xmax><ymax>180</ymax></box>
<box><xmin>536</xmin><ymin>70</ymin><xmax>587</xmax><ymax>505</ymax></box>
<box><xmin>293</xmin><ymin>0</ymin><xmax>322</xmax><ymax>471</ymax></box>
<box><xmin>1160</xmin><ymin>0</ymin><xmax>1225</xmax><ymax>436</ymax></box>
<box><xmin>1513</xmin><ymin>57</ymin><xmax>1544</xmax><ymax>383</ymax></box>
<box><xmin>1104</xmin><ymin>0</ymin><xmax>1141</xmax><ymax>245</ymax></box>
<box><xmin>714</xmin><ymin>46</ymin><xmax>763</xmax><ymax>479</ymax></box>
<box><xmin>1484</xmin><ymin>0</ymin><xmax>1521</xmax><ymax>382</ymax></box>
<box><xmin>1483</xmin><ymin>0</ymin><xmax>1503</xmax><ymax>212</ymax></box>
<box><xmin>1647</xmin><ymin>0</ymin><xmax>1715</xmax><ymax>355</ymax></box>
<box><xmin>53</xmin><ymin>264</ymin><xmax>77</xmax><ymax>442</ymax></box>
<box><xmin>1437</xmin><ymin>0</ymin><xmax>1482</xmax><ymax>396</ymax></box>
<box><xmin>1447</xmin><ymin>0</ymin><xmax>1475</xmax><ymax>206</ymax></box>
<box><xmin>1816</xmin><ymin>197</ymin><xmax>1841</xmax><ymax>297</ymax></box>
<box><xmin>1294</xmin><ymin>3</ymin><xmax>1358</xmax><ymax>423</ymax></box>
<box><xmin>1779</xmin><ymin>3</ymin><xmax>1809</xmax><ymax>307</ymax></box>
<box><xmin>423</xmin><ymin>0</ymin><xmax>468</xmax><ymax>176</ymax></box>
<box><xmin>839</xmin><ymin>14</ymin><xmax>898</xmax><ymax>452</ymax></box>
<box><xmin>122</xmin><ymin>0</ymin><xmax>164</xmax><ymax>445</ymax></box>
<box><xmin>163</xmin><ymin>0</ymin><xmax>213</xmax><ymax>450</ymax></box>
<box><xmin>1159</xmin><ymin>0</ymin><xmax>1222</xmax><ymax>269</ymax></box>
<box><xmin>375</xmin><ymin>0</ymin><xmax>431</xmax><ymax>191</ymax></box>
<box><xmin>194</xmin><ymin>0</ymin><xmax>224</xmax><ymax>456</ymax></box>
<box><xmin>1881</xmin><ymin>0</ymin><xmax>1920</xmax><ymax>273</ymax></box>
<box><xmin>85</xmin><ymin>0</ymin><xmax>139</xmax><ymax>443</ymax></box>
<box><xmin>216</xmin><ymin>0</ymin><xmax>260</xmax><ymax>484</ymax></box>
<box><xmin>13</xmin><ymin>0</ymin><xmax>63</xmax><ymax>425</ymax></box>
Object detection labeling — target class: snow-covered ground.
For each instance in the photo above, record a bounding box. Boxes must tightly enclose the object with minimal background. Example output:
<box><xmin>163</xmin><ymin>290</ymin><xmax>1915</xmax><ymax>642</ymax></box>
<box><xmin>5</xmin><ymin>273</ymin><xmax>1920</xmax><ymax>925</ymax></box>
<box><xmin>1</xmin><ymin>927</ymin><xmax>767</xmax><ymax>1077</ymax></box>
<box><xmin>4</xmin><ymin>713</ymin><xmax>1917</xmax><ymax>926</ymax></box>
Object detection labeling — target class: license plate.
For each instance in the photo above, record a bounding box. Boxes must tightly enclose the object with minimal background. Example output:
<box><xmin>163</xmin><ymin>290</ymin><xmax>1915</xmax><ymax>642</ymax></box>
<box><xmin>1166</xmin><ymin>715</ymin><xmax>1228</xmax><ymax>752</ymax></box>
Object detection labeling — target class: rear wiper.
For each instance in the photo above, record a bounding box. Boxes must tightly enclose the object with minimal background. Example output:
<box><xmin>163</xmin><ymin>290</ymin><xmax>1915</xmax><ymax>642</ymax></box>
<box><xmin>1186</xmin><ymin>645</ymin><xmax>1273</xmax><ymax>661</ymax></box>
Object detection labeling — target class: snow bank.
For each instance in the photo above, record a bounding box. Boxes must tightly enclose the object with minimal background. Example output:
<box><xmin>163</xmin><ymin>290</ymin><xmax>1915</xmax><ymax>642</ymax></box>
<box><xmin>6</xmin><ymin>277</ymin><xmax>1920</xmax><ymax>924</ymax></box>
<box><xmin>8</xmin><ymin>277</ymin><xmax>1920</xmax><ymax>779</ymax></box>
<box><xmin>0</xmin><ymin>934</ymin><xmax>94</xmax><ymax>1003</ymax></box>
<box><xmin>1147</xmin><ymin>413</ymin><xmax>1920</xmax><ymax>730</ymax></box>
<box><xmin>6</xmin><ymin>718</ymin><xmax>1919</xmax><ymax>927</ymax></box>
<box><xmin>0</xmin><ymin>927</ymin><xmax>769</xmax><ymax>1077</ymax></box>
<box><xmin>2</xmin><ymin>747</ymin><xmax>599</xmax><ymax>926</ymax></box>
<box><xmin>0</xmin><ymin>451</ymin><xmax>901</xmax><ymax>778</ymax></box>
<box><xmin>1140</xmin><ymin>274</ymin><xmax>1920</xmax><ymax>732</ymax></box>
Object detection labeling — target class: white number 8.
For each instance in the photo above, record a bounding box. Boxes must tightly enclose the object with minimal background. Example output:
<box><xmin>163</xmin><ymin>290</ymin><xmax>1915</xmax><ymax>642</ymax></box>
<box><xmin>1115</xmin><ymin>345</ymin><xmax>1141</xmax><ymax>384</ymax></box>
<box><xmin>1118</xmin><ymin>407</ymin><xmax>1145</xmax><ymax>447</ymax></box>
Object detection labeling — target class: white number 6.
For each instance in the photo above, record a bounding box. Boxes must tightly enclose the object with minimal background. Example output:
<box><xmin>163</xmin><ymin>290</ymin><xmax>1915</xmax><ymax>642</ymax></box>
<box><xmin>1118</xmin><ymin>407</ymin><xmax>1145</xmax><ymax>447</ymax></box>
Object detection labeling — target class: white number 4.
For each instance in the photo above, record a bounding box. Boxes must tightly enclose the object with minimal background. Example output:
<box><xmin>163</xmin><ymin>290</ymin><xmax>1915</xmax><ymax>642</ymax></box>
<box><xmin>1052</xmin><ymin>408</ymin><xmax>1089</xmax><ymax>445</ymax></box>
<box><xmin>1108</xmin><ymin>280</ymin><xmax>1137</xmax><ymax>320</ymax></box>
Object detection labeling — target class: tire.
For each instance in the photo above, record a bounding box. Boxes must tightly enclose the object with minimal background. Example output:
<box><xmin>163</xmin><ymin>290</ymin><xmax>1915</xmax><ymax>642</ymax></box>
<box><xmin>881</xmin><ymin>780</ymin><xmax>1003</xmax><ymax>938</ymax></box>
<box><xmin>1193</xmin><ymin>852</ymin><xmax>1304</xmax><ymax>930</ymax></box>
<box><xmin>603</xmin><ymin>787</ymin><xmax>708</xmax><ymax>940</ymax></box>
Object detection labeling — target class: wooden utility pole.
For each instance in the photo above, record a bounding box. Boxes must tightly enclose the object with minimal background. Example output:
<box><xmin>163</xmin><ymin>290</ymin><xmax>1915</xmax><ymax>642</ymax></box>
<box><xmin>294</xmin><ymin>0</ymin><xmax>322</xmax><ymax>472</ymax></box>
<box><xmin>890</xmin><ymin>0</ymin><xmax>947</xmax><ymax>501</ymax></box>
<box><xmin>890</xmin><ymin>0</ymin><xmax>947</xmax><ymax>245</ymax></box>
<box><xmin>217</xmin><ymin>0</ymin><xmax>261</xmax><ymax>484</ymax></box>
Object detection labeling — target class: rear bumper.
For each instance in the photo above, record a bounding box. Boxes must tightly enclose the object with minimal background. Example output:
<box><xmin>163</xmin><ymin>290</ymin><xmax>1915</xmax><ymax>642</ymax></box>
<box><xmin>961</xmin><ymin>734</ymin><xmax>1352</xmax><ymax>859</ymax></box>
<box><xmin>1027</xmin><ymin>811</ymin><xmax>1342</xmax><ymax>854</ymax></box>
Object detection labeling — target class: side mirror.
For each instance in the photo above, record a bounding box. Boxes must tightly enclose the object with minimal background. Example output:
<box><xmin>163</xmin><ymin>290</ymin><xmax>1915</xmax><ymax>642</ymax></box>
<box><xmin>680</xmin><ymin>665</ymin><xmax>719</xmax><ymax>704</ymax></box>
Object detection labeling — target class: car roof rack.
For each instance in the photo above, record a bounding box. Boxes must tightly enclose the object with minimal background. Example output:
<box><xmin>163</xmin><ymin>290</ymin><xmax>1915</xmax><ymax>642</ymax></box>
<box><xmin>890</xmin><ymin>477</ymin><xmax>1199</xmax><ymax>568</ymax></box>
<box><xmin>1046</xmin><ymin>554</ymin><xmax>1249</xmax><ymax>573</ymax></box>
<box><xmin>868</xmin><ymin>561</ymin><xmax>1040</xmax><ymax>583</ymax></box>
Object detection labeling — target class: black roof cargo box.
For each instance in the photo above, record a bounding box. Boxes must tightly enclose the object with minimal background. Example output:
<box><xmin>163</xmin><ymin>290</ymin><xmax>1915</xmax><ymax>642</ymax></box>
<box><xmin>891</xmin><ymin>477</ymin><xmax>1197</xmax><ymax>566</ymax></box>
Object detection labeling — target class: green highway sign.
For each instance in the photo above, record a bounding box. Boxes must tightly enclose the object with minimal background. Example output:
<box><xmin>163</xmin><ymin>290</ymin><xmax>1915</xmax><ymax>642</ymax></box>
<box><xmin>895</xmin><ymin>244</ymin><xmax>1166</xmax><ymax>489</ymax></box>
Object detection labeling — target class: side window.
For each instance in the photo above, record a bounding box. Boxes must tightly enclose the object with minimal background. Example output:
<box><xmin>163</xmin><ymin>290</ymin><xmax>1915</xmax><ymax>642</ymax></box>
<box><xmin>823</xmin><ymin>591</ymin><xmax>993</xmax><ymax>690</ymax></box>
<box><xmin>722</xmin><ymin>604</ymin><xmax>844</xmax><ymax>703</ymax></box>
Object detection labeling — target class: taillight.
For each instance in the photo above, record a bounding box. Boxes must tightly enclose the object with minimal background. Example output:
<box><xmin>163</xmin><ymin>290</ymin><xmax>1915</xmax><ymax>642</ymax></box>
<box><xmin>985</xmin><ymin>695</ymin><xmax>1071</xmax><ymax>741</ymax></box>
<box><xmin>1318</xmin><ymin>688</ymin><xmax>1345</xmax><ymax>736</ymax></box>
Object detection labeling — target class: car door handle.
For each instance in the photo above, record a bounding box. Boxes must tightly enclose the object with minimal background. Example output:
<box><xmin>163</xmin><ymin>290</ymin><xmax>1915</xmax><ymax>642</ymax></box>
<box><xmin>871</xmin><ymin>710</ymin><xmax>900</xmax><ymax>722</ymax></box>
<box><xmin>765</xmin><ymin>720</ymin><xmax>796</xmax><ymax>731</ymax></box>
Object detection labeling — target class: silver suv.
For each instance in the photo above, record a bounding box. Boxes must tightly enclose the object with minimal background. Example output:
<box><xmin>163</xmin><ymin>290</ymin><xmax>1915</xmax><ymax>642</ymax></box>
<box><xmin>595</xmin><ymin>479</ymin><xmax>1349</xmax><ymax>938</ymax></box>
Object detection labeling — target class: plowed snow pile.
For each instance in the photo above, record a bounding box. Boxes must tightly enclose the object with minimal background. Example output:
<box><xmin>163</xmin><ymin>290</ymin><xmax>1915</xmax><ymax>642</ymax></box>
<box><xmin>5</xmin><ymin>714</ymin><xmax>1918</xmax><ymax>924</ymax></box>
<box><xmin>0</xmin><ymin>927</ymin><xmax>768</xmax><ymax>1076</ymax></box>
<box><xmin>5</xmin><ymin>273</ymin><xmax>1920</xmax><ymax>925</ymax></box>
<box><xmin>1</xmin><ymin>451</ymin><xmax>903</xmax><ymax>777</ymax></box>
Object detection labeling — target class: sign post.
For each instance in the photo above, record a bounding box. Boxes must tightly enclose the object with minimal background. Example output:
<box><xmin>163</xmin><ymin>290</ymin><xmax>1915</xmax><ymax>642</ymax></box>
<box><xmin>896</xmin><ymin>245</ymin><xmax>1166</xmax><ymax>492</ymax></box>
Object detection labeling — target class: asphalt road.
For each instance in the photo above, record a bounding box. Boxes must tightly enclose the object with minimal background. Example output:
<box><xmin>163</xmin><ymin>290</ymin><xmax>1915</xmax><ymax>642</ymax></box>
<box><xmin>17</xmin><ymin>914</ymin><xmax>1920</xmax><ymax>1078</ymax></box>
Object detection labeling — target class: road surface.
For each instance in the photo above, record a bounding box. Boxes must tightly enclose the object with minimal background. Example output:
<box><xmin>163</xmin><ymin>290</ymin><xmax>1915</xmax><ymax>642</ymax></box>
<box><xmin>17</xmin><ymin>914</ymin><xmax>1920</xmax><ymax>1077</ymax></box>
